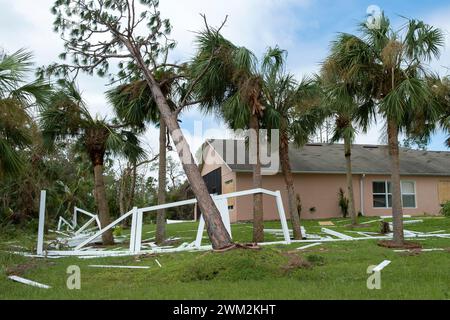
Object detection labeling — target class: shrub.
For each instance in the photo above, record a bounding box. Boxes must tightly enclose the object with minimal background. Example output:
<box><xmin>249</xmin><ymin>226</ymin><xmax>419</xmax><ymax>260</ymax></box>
<box><xmin>338</xmin><ymin>188</ymin><xmax>349</xmax><ymax>218</ymax></box>
<box><xmin>441</xmin><ymin>201</ymin><xmax>450</xmax><ymax>217</ymax></box>
<box><xmin>113</xmin><ymin>225</ymin><xmax>122</xmax><ymax>237</ymax></box>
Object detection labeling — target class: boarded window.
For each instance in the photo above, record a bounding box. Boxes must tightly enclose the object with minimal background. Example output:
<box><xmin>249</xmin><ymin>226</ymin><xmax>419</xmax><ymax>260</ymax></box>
<box><xmin>438</xmin><ymin>181</ymin><xmax>450</xmax><ymax>205</ymax></box>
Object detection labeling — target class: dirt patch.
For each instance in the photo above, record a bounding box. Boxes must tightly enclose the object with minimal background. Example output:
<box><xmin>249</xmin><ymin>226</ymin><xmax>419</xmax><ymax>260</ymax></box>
<box><xmin>378</xmin><ymin>240</ymin><xmax>422</xmax><ymax>249</ymax></box>
<box><xmin>5</xmin><ymin>260</ymin><xmax>39</xmax><ymax>276</ymax></box>
<box><xmin>280</xmin><ymin>252</ymin><xmax>312</xmax><ymax>273</ymax></box>
<box><xmin>345</xmin><ymin>224</ymin><xmax>374</xmax><ymax>229</ymax></box>
<box><xmin>213</xmin><ymin>243</ymin><xmax>261</xmax><ymax>253</ymax></box>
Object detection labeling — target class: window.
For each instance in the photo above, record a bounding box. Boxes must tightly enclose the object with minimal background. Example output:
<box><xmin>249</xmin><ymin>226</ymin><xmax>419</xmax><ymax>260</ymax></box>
<box><xmin>373</xmin><ymin>181</ymin><xmax>392</xmax><ymax>208</ymax></box>
<box><xmin>401</xmin><ymin>181</ymin><xmax>416</xmax><ymax>208</ymax></box>
<box><xmin>372</xmin><ymin>181</ymin><xmax>416</xmax><ymax>208</ymax></box>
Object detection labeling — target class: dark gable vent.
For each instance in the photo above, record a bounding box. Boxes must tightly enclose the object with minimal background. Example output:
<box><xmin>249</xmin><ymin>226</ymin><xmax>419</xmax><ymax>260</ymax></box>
<box><xmin>307</xmin><ymin>143</ymin><xmax>323</xmax><ymax>147</ymax></box>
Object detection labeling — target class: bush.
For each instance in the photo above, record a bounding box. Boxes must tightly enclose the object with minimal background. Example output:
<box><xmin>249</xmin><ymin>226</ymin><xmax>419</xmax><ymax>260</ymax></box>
<box><xmin>113</xmin><ymin>225</ymin><xmax>123</xmax><ymax>237</ymax></box>
<box><xmin>441</xmin><ymin>201</ymin><xmax>450</xmax><ymax>217</ymax></box>
<box><xmin>338</xmin><ymin>188</ymin><xmax>349</xmax><ymax>218</ymax></box>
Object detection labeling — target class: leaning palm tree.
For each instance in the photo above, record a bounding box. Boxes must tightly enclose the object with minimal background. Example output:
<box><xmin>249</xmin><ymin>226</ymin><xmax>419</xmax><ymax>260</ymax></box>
<box><xmin>107</xmin><ymin>70</ymin><xmax>178</xmax><ymax>245</ymax></box>
<box><xmin>191</xmin><ymin>30</ymin><xmax>285</xmax><ymax>242</ymax></box>
<box><xmin>329</xmin><ymin>14</ymin><xmax>444</xmax><ymax>245</ymax></box>
<box><xmin>0</xmin><ymin>49</ymin><xmax>51</xmax><ymax>177</ymax></box>
<box><xmin>40</xmin><ymin>81</ymin><xmax>144</xmax><ymax>245</ymax></box>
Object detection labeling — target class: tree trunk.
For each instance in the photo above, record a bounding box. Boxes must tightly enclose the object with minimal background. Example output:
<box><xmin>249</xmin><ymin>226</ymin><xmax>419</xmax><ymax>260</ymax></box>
<box><xmin>250</xmin><ymin>114</ymin><xmax>264</xmax><ymax>243</ymax></box>
<box><xmin>93</xmin><ymin>164</ymin><xmax>114</xmax><ymax>245</ymax></box>
<box><xmin>119</xmin><ymin>171</ymin><xmax>126</xmax><ymax>215</ymax></box>
<box><xmin>128</xmin><ymin>164</ymin><xmax>137</xmax><ymax>208</ymax></box>
<box><xmin>344</xmin><ymin>136</ymin><xmax>358</xmax><ymax>225</ymax></box>
<box><xmin>119</xmin><ymin>167</ymin><xmax>127</xmax><ymax>227</ymax></box>
<box><xmin>279</xmin><ymin>122</ymin><xmax>302</xmax><ymax>240</ymax></box>
<box><xmin>127</xmin><ymin>47</ymin><xmax>233</xmax><ymax>249</ymax></box>
<box><xmin>156</xmin><ymin>119</ymin><xmax>167</xmax><ymax>244</ymax></box>
<box><xmin>387</xmin><ymin>120</ymin><xmax>404</xmax><ymax>245</ymax></box>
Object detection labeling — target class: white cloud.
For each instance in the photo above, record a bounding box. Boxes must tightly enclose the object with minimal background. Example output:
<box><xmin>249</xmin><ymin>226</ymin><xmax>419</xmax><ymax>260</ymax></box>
<box><xmin>426</xmin><ymin>6</ymin><xmax>450</xmax><ymax>74</ymax></box>
<box><xmin>159</xmin><ymin>0</ymin><xmax>311</xmax><ymax>59</ymax></box>
<box><xmin>1</xmin><ymin>0</ymin><xmax>448</xmax><ymax>159</ymax></box>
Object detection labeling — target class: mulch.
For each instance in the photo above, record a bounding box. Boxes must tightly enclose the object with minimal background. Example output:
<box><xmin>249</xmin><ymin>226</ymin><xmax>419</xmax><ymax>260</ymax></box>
<box><xmin>377</xmin><ymin>240</ymin><xmax>423</xmax><ymax>249</ymax></box>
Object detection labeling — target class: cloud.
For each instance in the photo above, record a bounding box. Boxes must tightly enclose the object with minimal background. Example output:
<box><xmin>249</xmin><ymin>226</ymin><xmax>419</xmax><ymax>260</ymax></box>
<box><xmin>1</xmin><ymin>0</ymin><xmax>448</xmax><ymax>158</ymax></box>
<box><xmin>426</xmin><ymin>6</ymin><xmax>450</xmax><ymax>74</ymax></box>
<box><xmin>159</xmin><ymin>0</ymin><xmax>311</xmax><ymax>58</ymax></box>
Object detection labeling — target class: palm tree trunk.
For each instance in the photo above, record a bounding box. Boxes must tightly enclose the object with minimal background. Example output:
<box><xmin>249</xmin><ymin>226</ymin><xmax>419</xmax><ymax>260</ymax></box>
<box><xmin>279</xmin><ymin>123</ymin><xmax>302</xmax><ymax>240</ymax></box>
<box><xmin>93</xmin><ymin>164</ymin><xmax>114</xmax><ymax>245</ymax></box>
<box><xmin>156</xmin><ymin>119</ymin><xmax>167</xmax><ymax>244</ymax></box>
<box><xmin>344</xmin><ymin>136</ymin><xmax>358</xmax><ymax>225</ymax></box>
<box><xmin>387</xmin><ymin>119</ymin><xmax>404</xmax><ymax>245</ymax></box>
<box><xmin>250</xmin><ymin>114</ymin><xmax>264</xmax><ymax>243</ymax></box>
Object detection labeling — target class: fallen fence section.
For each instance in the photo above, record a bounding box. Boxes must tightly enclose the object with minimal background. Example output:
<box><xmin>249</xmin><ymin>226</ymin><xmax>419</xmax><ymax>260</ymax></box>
<box><xmin>24</xmin><ymin>189</ymin><xmax>450</xmax><ymax>258</ymax></box>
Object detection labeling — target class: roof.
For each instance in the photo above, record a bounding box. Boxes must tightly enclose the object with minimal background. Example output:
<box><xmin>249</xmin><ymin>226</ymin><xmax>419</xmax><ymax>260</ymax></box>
<box><xmin>204</xmin><ymin>139</ymin><xmax>450</xmax><ymax>176</ymax></box>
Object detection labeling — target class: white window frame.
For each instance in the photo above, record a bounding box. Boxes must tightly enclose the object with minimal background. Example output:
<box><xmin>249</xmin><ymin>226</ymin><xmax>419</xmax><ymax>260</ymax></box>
<box><xmin>401</xmin><ymin>180</ymin><xmax>417</xmax><ymax>209</ymax></box>
<box><xmin>372</xmin><ymin>181</ymin><xmax>391</xmax><ymax>209</ymax></box>
<box><xmin>372</xmin><ymin>180</ymin><xmax>417</xmax><ymax>209</ymax></box>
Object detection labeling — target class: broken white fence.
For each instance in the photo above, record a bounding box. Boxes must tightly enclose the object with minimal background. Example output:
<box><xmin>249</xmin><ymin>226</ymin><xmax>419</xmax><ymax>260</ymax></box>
<box><xmin>32</xmin><ymin>189</ymin><xmax>450</xmax><ymax>259</ymax></box>
<box><xmin>37</xmin><ymin>188</ymin><xmax>291</xmax><ymax>257</ymax></box>
<box><xmin>56</xmin><ymin>206</ymin><xmax>102</xmax><ymax>235</ymax></box>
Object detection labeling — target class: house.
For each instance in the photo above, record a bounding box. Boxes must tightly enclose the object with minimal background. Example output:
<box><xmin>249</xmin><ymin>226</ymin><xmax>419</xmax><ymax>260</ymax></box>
<box><xmin>198</xmin><ymin>139</ymin><xmax>450</xmax><ymax>222</ymax></box>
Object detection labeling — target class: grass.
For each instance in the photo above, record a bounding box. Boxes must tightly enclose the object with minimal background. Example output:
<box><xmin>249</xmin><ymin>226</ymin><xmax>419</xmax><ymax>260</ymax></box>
<box><xmin>0</xmin><ymin>216</ymin><xmax>449</xmax><ymax>300</ymax></box>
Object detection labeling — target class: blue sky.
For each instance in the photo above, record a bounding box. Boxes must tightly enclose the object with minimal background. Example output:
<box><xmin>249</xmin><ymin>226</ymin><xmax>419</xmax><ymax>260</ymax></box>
<box><xmin>0</xmin><ymin>0</ymin><xmax>449</xmax><ymax>153</ymax></box>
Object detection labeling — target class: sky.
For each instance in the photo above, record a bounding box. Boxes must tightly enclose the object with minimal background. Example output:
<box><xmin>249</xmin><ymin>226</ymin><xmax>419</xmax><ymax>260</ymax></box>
<box><xmin>1</xmin><ymin>0</ymin><xmax>449</xmax><ymax>157</ymax></box>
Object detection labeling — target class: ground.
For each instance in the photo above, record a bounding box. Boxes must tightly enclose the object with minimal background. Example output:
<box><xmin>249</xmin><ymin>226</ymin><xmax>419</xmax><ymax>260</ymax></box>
<box><xmin>0</xmin><ymin>216</ymin><xmax>449</xmax><ymax>300</ymax></box>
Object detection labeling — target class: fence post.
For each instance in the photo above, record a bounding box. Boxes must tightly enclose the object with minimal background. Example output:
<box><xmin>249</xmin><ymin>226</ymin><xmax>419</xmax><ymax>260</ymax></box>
<box><xmin>275</xmin><ymin>191</ymin><xmax>291</xmax><ymax>244</ymax></box>
<box><xmin>37</xmin><ymin>190</ymin><xmax>46</xmax><ymax>255</ymax></box>
<box><xmin>129</xmin><ymin>207</ymin><xmax>138</xmax><ymax>253</ymax></box>
<box><xmin>134</xmin><ymin>208</ymin><xmax>143</xmax><ymax>253</ymax></box>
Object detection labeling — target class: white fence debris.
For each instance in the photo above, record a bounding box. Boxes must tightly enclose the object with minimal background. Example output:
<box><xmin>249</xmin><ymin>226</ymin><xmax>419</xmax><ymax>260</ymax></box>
<box><xmin>297</xmin><ymin>243</ymin><xmax>322</xmax><ymax>250</ymax></box>
<box><xmin>373</xmin><ymin>260</ymin><xmax>391</xmax><ymax>272</ymax></box>
<box><xmin>8</xmin><ymin>275</ymin><xmax>51</xmax><ymax>289</ymax></box>
<box><xmin>28</xmin><ymin>189</ymin><xmax>450</xmax><ymax>259</ymax></box>
<box><xmin>88</xmin><ymin>265</ymin><xmax>150</xmax><ymax>269</ymax></box>
<box><xmin>321</xmin><ymin>228</ymin><xmax>354</xmax><ymax>240</ymax></box>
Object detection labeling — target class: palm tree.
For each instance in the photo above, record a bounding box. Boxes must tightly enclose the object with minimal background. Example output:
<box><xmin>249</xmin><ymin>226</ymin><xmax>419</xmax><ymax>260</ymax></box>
<box><xmin>425</xmin><ymin>76</ymin><xmax>450</xmax><ymax>148</ymax></box>
<box><xmin>40</xmin><ymin>81</ymin><xmax>144</xmax><ymax>245</ymax></box>
<box><xmin>263</xmin><ymin>63</ymin><xmax>323</xmax><ymax>239</ymax></box>
<box><xmin>107</xmin><ymin>71</ymin><xmax>177</xmax><ymax>245</ymax></box>
<box><xmin>191</xmin><ymin>30</ymin><xmax>287</xmax><ymax>242</ymax></box>
<box><xmin>329</xmin><ymin>14</ymin><xmax>444</xmax><ymax>245</ymax></box>
<box><xmin>0</xmin><ymin>49</ymin><xmax>51</xmax><ymax>177</ymax></box>
<box><xmin>321</xmin><ymin>58</ymin><xmax>376</xmax><ymax>226</ymax></box>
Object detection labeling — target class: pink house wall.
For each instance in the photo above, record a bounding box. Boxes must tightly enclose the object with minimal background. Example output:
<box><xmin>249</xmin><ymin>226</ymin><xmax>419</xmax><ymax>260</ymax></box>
<box><xmin>199</xmin><ymin>143</ymin><xmax>445</xmax><ymax>222</ymax></box>
<box><xmin>234</xmin><ymin>172</ymin><xmax>444</xmax><ymax>222</ymax></box>
<box><xmin>361</xmin><ymin>174</ymin><xmax>443</xmax><ymax>217</ymax></box>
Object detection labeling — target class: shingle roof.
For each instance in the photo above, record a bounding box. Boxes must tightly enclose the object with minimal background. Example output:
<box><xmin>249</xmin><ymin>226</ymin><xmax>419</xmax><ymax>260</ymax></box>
<box><xmin>206</xmin><ymin>139</ymin><xmax>450</xmax><ymax>176</ymax></box>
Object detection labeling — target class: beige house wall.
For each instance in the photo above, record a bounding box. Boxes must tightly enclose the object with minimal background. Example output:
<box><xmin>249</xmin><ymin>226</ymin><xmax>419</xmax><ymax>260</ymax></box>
<box><xmin>233</xmin><ymin>172</ymin><xmax>444</xmax><ymax>222</ymax></box>
<box><xmin>199</xmin><ymin>143</ymin><xmax>446</xmax><ymax>222</ymax></box>
<box><xmin>200</xmin><ymin>152</ymin><xmax>238</xmax><ymax>222</ymax></box>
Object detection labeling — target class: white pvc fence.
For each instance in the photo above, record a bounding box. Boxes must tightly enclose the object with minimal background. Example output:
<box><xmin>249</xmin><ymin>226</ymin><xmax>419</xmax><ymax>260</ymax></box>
<box><xmin>37</xmin><ymin>188</ymin><xmax>291</xmax><ymax>256</ymax></box>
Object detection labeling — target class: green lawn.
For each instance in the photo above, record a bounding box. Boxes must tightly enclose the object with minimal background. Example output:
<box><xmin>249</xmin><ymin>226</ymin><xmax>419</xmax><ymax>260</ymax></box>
<box><xmin>0</xmin><ymin>216</ymin><xmax>449</xmax><ymax>300</ymax></box>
